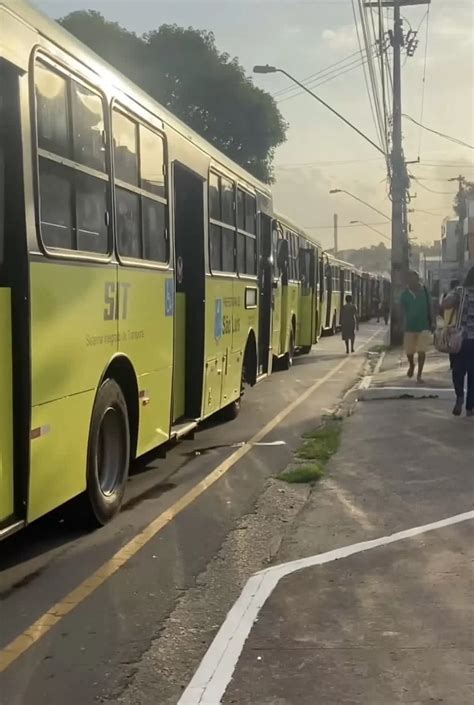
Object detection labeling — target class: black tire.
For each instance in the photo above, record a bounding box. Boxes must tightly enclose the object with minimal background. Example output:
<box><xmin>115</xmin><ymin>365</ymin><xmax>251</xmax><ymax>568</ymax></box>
<box><xmin>282</xmin><ymin>330</ymin><xmax>295</xmax><ymax>370</ymax></box>
<box><xmin>219</xmin><ymin>395</ymin><xmax>241</xmax><ymax>421</ymax></box>
<box><xmin>84</xmin><ymin>378</ymin><xmax>130</xmax><ymax>526</ymax></box>
<box><xmin>300</xmin><ymin>345</ymin><xmax>312</xmax><ymax>355</ymax></box>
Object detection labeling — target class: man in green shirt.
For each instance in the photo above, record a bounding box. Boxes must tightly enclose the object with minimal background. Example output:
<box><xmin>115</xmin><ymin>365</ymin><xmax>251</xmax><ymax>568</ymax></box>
<box><xmin>400</xmin><ymin>271</ymin><xmax>433</xmax><ymax>382</ymax></box>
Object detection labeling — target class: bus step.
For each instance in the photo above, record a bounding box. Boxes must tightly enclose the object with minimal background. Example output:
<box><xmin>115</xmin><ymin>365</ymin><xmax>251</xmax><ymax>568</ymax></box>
<box><xmin>171</xmin><ymin>419</ymin><xmax>198</xmax><ymax>440</ymax></box>
<box><xmin>0</xmin><ymin>520</ymin><xmax>25</xmax><ymax>541</ymax></box>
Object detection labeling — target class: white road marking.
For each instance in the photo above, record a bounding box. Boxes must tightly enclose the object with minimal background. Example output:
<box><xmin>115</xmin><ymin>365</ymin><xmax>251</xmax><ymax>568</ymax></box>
<box><xmin>178</xmin><ymin>510</ymin><xmax>474</xmax><ymax>705</ymax></box>
<box><xmin>359</xmin><ymin>349</ymin><xmax>386</xmax><ymax>390</ymax></box>
<box><xmin>324</xmin><ymin>479</ymin><xmax>374</xmax><ymax>531</ymax></box>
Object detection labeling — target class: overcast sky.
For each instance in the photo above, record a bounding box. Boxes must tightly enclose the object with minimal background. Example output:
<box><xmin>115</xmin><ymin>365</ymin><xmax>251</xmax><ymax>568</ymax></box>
<box><xmin>34</xmin><ymin>0</ymin><xmax>473</xmax><ymax>250</ymax></box>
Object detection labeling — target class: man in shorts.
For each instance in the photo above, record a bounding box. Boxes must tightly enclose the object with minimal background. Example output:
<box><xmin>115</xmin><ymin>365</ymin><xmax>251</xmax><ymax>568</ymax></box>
<box><xmin>400</xmin><ymin>271</ymin><xmax>433</xmax><ymax>383</ymax></box>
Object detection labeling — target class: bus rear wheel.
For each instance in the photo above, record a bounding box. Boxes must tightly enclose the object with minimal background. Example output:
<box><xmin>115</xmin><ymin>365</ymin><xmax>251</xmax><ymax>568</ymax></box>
<box><xmin>84</xmin><ymin>379</ymin><xmax>130</xmax><ymax>526</ymax></box>
<box><xmin>282</xmin><ymin>330</ymin><xmax>295</xmax><ymax>370</ymax></box>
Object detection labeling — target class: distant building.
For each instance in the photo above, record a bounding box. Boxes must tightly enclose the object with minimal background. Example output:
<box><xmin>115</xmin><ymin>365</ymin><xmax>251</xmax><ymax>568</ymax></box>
<box><xmin>462</xmin><ymin>199</ymin><xmax>474</xmax><ymax>266</ymax></box>
<box><xmin>441</xmin><ymin>218</ymin><xmax>458</xmax><ymax>262</ymax></box>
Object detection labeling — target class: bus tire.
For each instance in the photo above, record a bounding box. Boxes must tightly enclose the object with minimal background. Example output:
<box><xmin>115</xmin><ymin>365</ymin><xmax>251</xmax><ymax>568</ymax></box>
<box><xmin>219</xmin><ymin>395</ymin><xmax>241</xmax><ymax>422</ymax></box>
<box><xmin>282</xmin><ymin>330</ymin><xmax>295</xmax><ymax>370</ymax></box>
<box><xmin>300</xmin><ymin>345</ymin><xmax>312</xmax><ymax>355</ymax></box>
<box><xmin>84</xmin><ymin>378</ymin><xmax>130</xmax><ymax>526</ymax></box>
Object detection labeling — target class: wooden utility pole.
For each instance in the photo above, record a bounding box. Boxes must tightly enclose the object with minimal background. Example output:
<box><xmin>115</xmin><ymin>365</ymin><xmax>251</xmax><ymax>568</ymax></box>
<box><xmin>366</xmin><ymin>0</ymin><xmax>431</xmax><ymax>345</ymax></box>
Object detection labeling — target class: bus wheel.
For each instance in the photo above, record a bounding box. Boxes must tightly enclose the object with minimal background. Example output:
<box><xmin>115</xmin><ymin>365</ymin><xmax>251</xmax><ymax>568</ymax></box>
<box><xmin>282</xmin><ymin>330</ymin><xmax>295</xmax><ymax>370</ymax></box>
<box><xmin>219</xmin><ymin>356</ymin><xmax>246</xmax><ymax>421</ymax></box>
<box><xmin>85</xmin><ymin>379</ymin><xmax>130</xmax><ymax>526</ymax></box>
<box><xmin>300</xmin><ymin>345</ymin><xmax>312</xmax><ymax>355</ymax></box>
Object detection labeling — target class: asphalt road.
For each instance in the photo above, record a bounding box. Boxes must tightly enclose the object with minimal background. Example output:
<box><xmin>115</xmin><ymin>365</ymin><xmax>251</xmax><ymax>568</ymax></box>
<box><xmin>0</xmin><ymin>323</ymin><xmax>384</xmax><ymax>705</ymax></box>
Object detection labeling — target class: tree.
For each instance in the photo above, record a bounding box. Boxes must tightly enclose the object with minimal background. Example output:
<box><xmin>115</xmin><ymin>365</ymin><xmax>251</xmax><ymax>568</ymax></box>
<box><xmin>59</xmin><ymin>12</ymin><xmax>287</xmax><ymax>182</ymax></box>
<box><xmin>453</xmin><ymin>180</ymin><xmax>474</xmax><ymax>219</ymax></box>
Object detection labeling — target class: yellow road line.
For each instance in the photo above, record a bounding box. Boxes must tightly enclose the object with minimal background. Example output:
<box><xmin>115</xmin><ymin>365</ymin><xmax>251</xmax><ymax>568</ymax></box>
<box><xmin>0</xmin><ymin>329</ymin><xmax>382</xmax><ymax>672</ymax></box>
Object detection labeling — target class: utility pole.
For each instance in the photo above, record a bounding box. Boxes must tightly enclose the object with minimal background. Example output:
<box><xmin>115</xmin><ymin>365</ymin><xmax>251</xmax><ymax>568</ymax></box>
<box><xmin>366</xmin><ymin>0</ymin><xmax>431</xmax><ymax>345</ymax></box>
<box><xmin>448</xmin><ymin>175</ymin><xmax>466</xmax><ymax>273</ymax></box>
<box><xmin>333</xmin><ymin>213</ymin><xmax>338</xmax><ymax>255</ymax></box>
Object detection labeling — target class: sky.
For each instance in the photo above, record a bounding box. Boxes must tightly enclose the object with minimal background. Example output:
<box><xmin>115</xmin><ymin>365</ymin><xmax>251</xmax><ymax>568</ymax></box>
<box><xmin>34</xmin><ymin>0</ymin><xmax>474</xmax><ymax>251</ymax></box>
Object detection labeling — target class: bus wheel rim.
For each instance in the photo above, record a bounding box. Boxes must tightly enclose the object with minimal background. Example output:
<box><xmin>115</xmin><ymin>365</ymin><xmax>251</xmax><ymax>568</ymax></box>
<box><xmin>97</xmin><ymin>406</ymin><xmax>125</xmax><ymax>496</ymax></box>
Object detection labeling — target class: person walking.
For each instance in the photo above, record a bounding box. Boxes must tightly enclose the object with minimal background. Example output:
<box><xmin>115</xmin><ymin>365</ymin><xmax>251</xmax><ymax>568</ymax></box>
<box><xmin>442</xmin><ymin>267</ymin><xmax>474</xmax><ymax>416</ymax></box>
<box><xmin>341</xmin><ymin>294</ymin><xmax>358</xmax><ymax>354</ymax></box>
<box><xmin>381</xmin><ymin>298</ymin><xmax>390</xmax><ymax>325</ymax></box>
<box><xmin>400</xmin><ymin>271</ymin><xmax>433</xmax><ymax>383</ymax></box>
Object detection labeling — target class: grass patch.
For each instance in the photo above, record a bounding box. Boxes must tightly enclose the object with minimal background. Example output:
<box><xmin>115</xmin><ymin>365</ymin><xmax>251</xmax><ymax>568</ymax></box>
<box><xmin>279</xmin><ymin>463</ymin><xmax>325</xmax><ymax>484</ymax></box>
<box><xmin>279</xmin><ymin>420</ymin><xmax>342</xmax><ymax>485</ymax></box>
<box><xmin>297</xmin><ymin>421</ymin><xmax>341</xmax><ymax>462</ymax></box>
<box><xmin>369</xmin><ymin>344</ymin><xmax>389</xmax><ymax>354</ymax></box>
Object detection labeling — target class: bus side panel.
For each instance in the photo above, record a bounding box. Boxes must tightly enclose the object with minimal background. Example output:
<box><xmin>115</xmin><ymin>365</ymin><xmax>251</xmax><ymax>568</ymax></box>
<box><xmin>117</xmin><ymin>268</ymin><xmax>173</xmax><ymax>456</ymax></box>
<box><xmin>231</xmin><ymin>278</ymin><xmax>258</xmax><ymax>396</ymax></box>
<box><xmin>0</xmin><ymin>289</ymin><xmax>14</xmax><ymax>523</ymax></box>
<box><xmin>297</xmin><ymin>290</ymin><xmax>312</xmax><ymax>347</ymax></box>
<box><xmin>30</xmin><ymin>261</ymin><xmax>119</xmax><ymax>406</ymax></box>
<box><xmin>172</xmin><ymin>291</ymin><xmax>186</xmax><ymax>420</ymax></box>
<box><xmin>28</xmin><ymin>391</ymin><xmax>94</xmax><ymax>522</ymax></box>
<box><xmin>202</xmin><ymin>276</ymin><xmax>229</xmax><ymax>417</ymax></box>
<box><xmin>272</xmin><ymin>282</ymin><xmax>282</xmax><ymax>356</ymax></box>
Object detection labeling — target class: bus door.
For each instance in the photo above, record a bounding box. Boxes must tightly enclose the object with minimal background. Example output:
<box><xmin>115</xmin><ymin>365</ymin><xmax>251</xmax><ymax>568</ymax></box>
<box><xmin>0</xmin><ymin>104</ymin><xmax>13</xmax><ymax>527</ymax></box>
<box><xmin>271</xmin><ymin>223</ymin><xmax>282</xmax><ymax>357</ymax></box>
<box><xmin>172</xmin><ymin>164</ymin><xmax>205</xmax><ymax>421</ymax></box>
<box><xmin>298</xmin><ymin>246</ymin><xmax>315</xmax><ymax>347</ymax></box>
<box><xmin>0</xmin><ymin>61</ymin><xmax>29</xmax><ymax>533</ymax></box>
<box><xmin>325</xmin><ymin>261</ymin><xmax>333</xmax><ymax>329</ymax></box>
<box><xmin>258</xmin><ymin>213</ymin><xmax>273</xmax><ymax>375</ymax></box>
<box><xmin>339</xmin><ymin>268</ymin><xmax>345</xmax><ymax>324</ymax></box>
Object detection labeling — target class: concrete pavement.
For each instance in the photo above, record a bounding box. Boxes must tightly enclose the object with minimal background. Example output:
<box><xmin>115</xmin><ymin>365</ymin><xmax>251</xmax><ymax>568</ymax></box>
<box><xmin>186</xmin><ymin>346</ymin><xmax>474</xmax><ymax>705</ymax></box>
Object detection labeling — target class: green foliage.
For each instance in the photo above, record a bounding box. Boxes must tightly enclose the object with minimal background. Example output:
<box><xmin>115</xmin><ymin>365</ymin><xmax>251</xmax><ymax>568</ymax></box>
<box><xmin>297</xmin><ymin>422</ymin><xmax>341</xmax><ymax>462</ymax></box>
<box><xmin>279</xmin><ymin>421</ymin><xmax>342</xmax><ymax>485</ymax></box>
<box><xmin>59</xmin><ymin>11</ymin><xmax>287</xmax><ymax>182</ymax></box>
<box><xmin>454</xmin><ymin>182</ymin><xmax>474</xmax><ymax>218</ymax></box>
<box><xmin>279</xmin><ymin>463</ymin><xmax>325</xmax><ymax>484</ymax></box>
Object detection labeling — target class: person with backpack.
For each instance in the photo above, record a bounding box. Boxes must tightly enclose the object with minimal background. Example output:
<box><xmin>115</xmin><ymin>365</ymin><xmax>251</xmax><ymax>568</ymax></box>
<box><xmin>400</xmin><ymin>271</ymin><xmax>433</xmax><ymax>383</ymax></box>
<box><xmin>441</xmin><ymin>267</ymin><xmax>474</xmax><ymax>416</ymax></box>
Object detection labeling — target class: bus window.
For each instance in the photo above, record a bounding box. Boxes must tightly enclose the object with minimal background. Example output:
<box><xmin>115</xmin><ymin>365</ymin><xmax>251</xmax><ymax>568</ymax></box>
<box><xmin>236</xmin><ymin>188</ymin><xmax>256</xmax><ymax>276</ymax></box>
<box><xmin>208</xmin><ymin>173</ymin><xmax>236</xmax><ymax>273</ymax></box>
<box><xmin>113</xmin><ymin>110</ymin><xmax>168</xmax><ymax>263</ymax></box>
<box><xmin>35</xmin><ymin>61</ymin><xmax>109</xmax><ymax>255</ymax></box>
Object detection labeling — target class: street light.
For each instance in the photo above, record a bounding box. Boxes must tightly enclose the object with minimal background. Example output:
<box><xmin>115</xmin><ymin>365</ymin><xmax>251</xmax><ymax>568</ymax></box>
<box><xmin>253</xmin><ymin>65</ymin><xmax>385</xmax><ymax>156</ymax></box>
<box><xmin>330</xmin><ymin>189</ymin><xmax>391</xmax><ymax>221</ymax></box>
<box><xmin>350</xmin><ymin>220</ymin><xmax>391</xmax><ymax>243</ymax></box>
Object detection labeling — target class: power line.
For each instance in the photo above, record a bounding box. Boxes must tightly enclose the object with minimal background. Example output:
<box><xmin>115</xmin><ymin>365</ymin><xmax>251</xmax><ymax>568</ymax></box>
<box><xmin>351</xmin><ymin>0</ymin><xmax>384</xmax><ymax>153</ymax></box>
<box><xmin>273</xmin><ymin>48</ymin><xmax>369</xmax><ymax>99</ymax></box>
<box><xmin>403</xmin><ymin>114</ymin><xmax>474</xmax><ymax>149</ymax></box>
<box><xmin>410</xmin><ymin>176</ymin><xmax>454</xmax><ymax>196</ymax></box>
<box><xmin>277</xmin><ymin>55</ymin><xmax>370</xmax><ymax>104</ymax></box>
<box><xmin>302</xmin><ymin>221</ymin><xmax>389</xmax><ymax>230</ymax></box>
<box><xmin>417</xmin><ymin>5</ymin><xmax>431</xmax><ymax>159</ymax></box>
<box><xmin>275</xmin><ymin>157</ymin><xmax>385</xmax><ymax>168</ymax></box>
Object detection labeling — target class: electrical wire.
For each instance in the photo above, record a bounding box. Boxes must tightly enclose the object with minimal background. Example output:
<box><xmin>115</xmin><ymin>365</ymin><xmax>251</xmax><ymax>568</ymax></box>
<box><xmin>417</xmin><ymin>5</ymin><xmax>431</xmax><ymax>159</ymax></box>
<box><xmin>273</xmin><ymin>48</ymin><xmax>369</xmax><ymax>99</ymax></box>
<box><xmin>410</xmin><ymin>176</ymin><xmax>454</xmax><ymax>196</ymax></box>
<box><xmin>276</xmin><ymin>56</ymin><xmax>371</xmax><ymax>104</ymax></box>
<box><xmin>359</xmin><ymin>0</ymin><xmax>388</xmax><ymax>154</ymax></box>
<box><xmin>351</xmin><ymin>0</ymin><xmax>384</xmax><ymax>154</ymax></box>
<box><xmin>403</xmin><ymin>114</ymin><xmax>474</xmax><ymax>150</ymax></box>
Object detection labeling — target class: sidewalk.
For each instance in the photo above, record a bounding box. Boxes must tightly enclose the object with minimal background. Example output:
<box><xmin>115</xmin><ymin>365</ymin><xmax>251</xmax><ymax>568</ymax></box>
<box><xmin>195</xmin><ymin>348</ymin><xmax>474</xmax><ymax>705</ymax></box>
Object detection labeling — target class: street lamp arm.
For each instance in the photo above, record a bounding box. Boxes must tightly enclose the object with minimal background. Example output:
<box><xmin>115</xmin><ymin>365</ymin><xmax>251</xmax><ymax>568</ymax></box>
<box><xmin>350</xmin><ymin>220</ymin><xmax>391</xmax><ymax>242</ymax></box>
<box><xmin>275</xmin><ymin>68</ymin><xmax>386</xmax><ymax>156</ymax></box>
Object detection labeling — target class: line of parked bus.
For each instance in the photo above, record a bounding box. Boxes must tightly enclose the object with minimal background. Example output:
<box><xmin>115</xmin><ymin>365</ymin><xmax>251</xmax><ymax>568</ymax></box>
<box><xmin>0</xmin><ymin>0</ymin><xmax>389</xmax><ymax>537</ymax></box>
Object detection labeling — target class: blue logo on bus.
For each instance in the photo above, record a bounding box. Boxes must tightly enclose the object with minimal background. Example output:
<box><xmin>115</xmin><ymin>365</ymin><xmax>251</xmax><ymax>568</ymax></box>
<box><xmin>214</xmin><ymin>298</ymin><xmax>223</xmax><ymax>340</ymax></box>
<box><xmin>165</xmin><ymin>279</ymin><xmax>174</xmax><ymax>317</ymax></box>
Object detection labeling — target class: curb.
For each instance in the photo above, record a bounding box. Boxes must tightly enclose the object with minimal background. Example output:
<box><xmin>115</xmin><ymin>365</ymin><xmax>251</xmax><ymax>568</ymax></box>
<box><xmin>358</xmin><ymin>386</ymin><xmax>454</xmax><ymax>401</ymax></box>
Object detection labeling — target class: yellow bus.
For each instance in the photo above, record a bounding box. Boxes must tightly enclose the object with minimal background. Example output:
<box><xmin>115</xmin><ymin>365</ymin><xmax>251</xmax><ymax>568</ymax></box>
<box><xmin>272</xmin><ymin>215</ymin><xmax>323</xmax><ymax>364</ymax></box>
<box><xmin>0</xmin><ymin>0</ymin><xmax>278</xmax><ymax>536</ymax></box>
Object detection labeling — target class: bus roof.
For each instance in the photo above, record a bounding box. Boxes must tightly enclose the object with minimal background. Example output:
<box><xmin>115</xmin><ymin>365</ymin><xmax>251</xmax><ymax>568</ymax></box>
<box><xmin>274</xmin><ymin>212</ymin><xmax>322</xmax><ymax>250</ymax></box>
<box><xmin>0</xmin><ymin>0</ymin><xmax>272</xmax><ymax>197</ymax></box>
